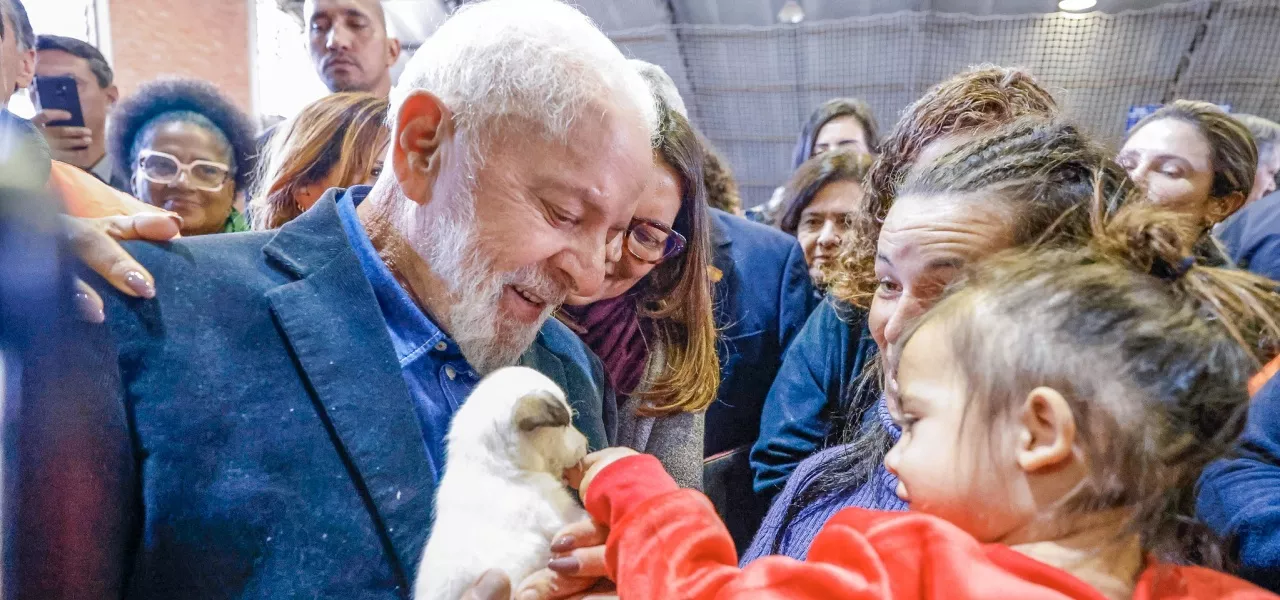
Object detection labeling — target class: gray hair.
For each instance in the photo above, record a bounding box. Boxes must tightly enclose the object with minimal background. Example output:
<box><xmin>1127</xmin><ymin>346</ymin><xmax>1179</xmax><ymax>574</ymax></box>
<box><xmin>629</xmin><ymin>59</ymin><xmax>687</xmax><ymax>119</ymax></box>
<box><xmin>392</xmin><ymin>0</ymin><xmax>655</xmax><ymax>160</ymax></box>
<box><xmin>1233</xmin><ymin>113</ymin><xmax>1280</xmax><ymax>161</ymax></box>
<box><xmin>2</xmin><ymin>0</ymin><xmax>34</xmax><ymax>52</ymax></box>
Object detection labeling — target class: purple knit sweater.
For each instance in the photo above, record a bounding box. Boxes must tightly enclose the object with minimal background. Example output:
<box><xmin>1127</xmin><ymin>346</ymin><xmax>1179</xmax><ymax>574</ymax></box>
<box><xmin>741</xmin><ymin>398</ymin><xmax>908</xmax><ymax>565</ymax></box>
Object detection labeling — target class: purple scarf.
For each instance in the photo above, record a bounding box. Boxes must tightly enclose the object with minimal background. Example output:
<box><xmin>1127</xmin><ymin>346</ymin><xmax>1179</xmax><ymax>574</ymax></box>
<box><xmin>560</xmin><ymin>293</ymin><xmax>649</xmax><ymax>398</ymax></box>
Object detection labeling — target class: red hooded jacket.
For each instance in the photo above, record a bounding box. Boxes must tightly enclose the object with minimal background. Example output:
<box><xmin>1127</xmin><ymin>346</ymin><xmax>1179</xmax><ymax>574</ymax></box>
<box><xmin>586</xmin><ymin>455</ymin><xmax>1276</xmax><ymax>600</ymax></box>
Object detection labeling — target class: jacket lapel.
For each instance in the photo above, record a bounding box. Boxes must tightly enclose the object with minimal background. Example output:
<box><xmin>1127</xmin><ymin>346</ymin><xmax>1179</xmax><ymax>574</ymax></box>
<box><xmin>262</xmin><ymin>195</ymin><xmax>434</xmax><ymax>588</ymax></box>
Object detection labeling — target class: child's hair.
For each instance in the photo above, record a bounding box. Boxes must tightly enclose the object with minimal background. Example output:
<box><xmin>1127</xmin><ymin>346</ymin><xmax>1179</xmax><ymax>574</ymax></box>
<box><xmin>901</xmin><ymin>200</ymin><xmax>1280</xmax><ymax>565</ymax></box>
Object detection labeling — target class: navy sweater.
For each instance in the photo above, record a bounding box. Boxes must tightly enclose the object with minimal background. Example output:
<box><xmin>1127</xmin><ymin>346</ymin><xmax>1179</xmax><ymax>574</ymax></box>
<box><xmin>1198</xmin><ymin>374</ymin><xmax>1280</xmax><ymax>592</ymax></box>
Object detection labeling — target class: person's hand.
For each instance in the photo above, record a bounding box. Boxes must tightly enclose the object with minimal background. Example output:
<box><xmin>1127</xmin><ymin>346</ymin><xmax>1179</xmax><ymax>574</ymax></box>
<box><xmin>565</xmin><ymin>447</ymin><xmax>639</xmax><ymax>502</ymax></box>
<box><xmin>461</xmin><ymin>569</ymin><xmax>513</xmax><ymax>600</ymax></box>
<box><xmin>63</xmin><ymin>213</ymin><xmax>182</xmax><ymax>322</ymax></box>
<box><xmin>514</xmin><ymin>519</ymin><xmax>615</xmax><ymax>600</ymax></box>
<box><xmin>32</xmin><ymin>110</ymin><xmax>93</xmax><ymax>165</ymax></box>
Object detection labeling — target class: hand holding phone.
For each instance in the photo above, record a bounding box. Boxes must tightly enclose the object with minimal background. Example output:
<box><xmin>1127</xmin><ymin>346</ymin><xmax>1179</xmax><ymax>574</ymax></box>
<box><xmin>34</xmin><ymin>75</ymin><xmax>85</xmax><ymax>127</ymax></box>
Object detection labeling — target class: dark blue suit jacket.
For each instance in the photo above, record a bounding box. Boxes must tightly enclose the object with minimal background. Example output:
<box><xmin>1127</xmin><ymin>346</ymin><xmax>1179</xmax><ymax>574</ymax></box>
<box><xmin>703</xmin><ymin>209</ymin><xmax>816</xmax><ymax>553</ymax></box>
<box><xmin>706</xmin><ymin>209</ymin><xmax>817</xmax><ymax>456</ymax></box>
<box><xmin>80</xmin><ymin>197</ymin><xmax>614</xmax><ymax>599</ymax></box>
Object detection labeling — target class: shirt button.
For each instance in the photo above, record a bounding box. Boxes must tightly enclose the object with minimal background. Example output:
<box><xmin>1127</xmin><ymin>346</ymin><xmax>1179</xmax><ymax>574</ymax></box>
<box><xmin>445</xmin><ymin>366</ymin><xmax>457</xmax><ymax>380</ymax></box>
<box><xmin>434</xmin><ymin>341</ymin><xmax>448</xmax><ymax>352</ymax></box>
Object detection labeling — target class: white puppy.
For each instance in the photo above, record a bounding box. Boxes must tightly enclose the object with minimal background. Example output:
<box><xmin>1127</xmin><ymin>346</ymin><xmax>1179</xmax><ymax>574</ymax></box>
<box><xmin>415</xmin><ymin>367</ymin><xmax>589</xmax><ymax>600</ymax></box>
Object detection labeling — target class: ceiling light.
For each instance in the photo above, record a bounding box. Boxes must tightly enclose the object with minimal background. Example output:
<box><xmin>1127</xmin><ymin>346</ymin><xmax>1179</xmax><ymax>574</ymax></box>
<box><xmin>778</xmin><ymin>1</ymin><xmax>805</xmax><ymax>24</ymax></box>
<box><xmin>1058</xmin><ymin>0</ymin><xmax>1097</xmax><ymax>11</ymax></box>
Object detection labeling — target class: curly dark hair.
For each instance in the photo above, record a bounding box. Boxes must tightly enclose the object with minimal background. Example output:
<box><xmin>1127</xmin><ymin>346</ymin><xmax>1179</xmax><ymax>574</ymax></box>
<box><xmin>108</xmin><ymin>78</ymin><xmax>258</xmax><ymax>192</ymax></box>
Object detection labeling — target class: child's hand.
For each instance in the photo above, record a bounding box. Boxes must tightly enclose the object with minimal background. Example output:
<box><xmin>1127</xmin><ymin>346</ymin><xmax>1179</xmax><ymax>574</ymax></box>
<box><xmin>566</xmin><ymin>447</ymin><xmax>638</xmax><ymax>501</ymax></box>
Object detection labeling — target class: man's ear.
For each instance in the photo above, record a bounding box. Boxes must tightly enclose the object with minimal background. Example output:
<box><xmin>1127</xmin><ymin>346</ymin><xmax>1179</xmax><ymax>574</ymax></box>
<box><xmin>105</xmin><ymin>84</ymin><xmax>120</xmax><ymax>106</ymax></box>
<box><xmin>16</xmin><ymin>49</ymin><xmax>35</xmax><ymax>90</ymax></box>
<box><xmin>1015</xmin><ymin>386</ymin><xmax>1077</xmax><ymax>473</ymax></box>
<box><xmin>391</xmin><ymin>89</ymin><xmax>452</xmax><ymax>207</ymax></box>
<box><xmin>385</xmin><ymin>37</ymin><xmax>402</xmax><ymax>68</ymax></box>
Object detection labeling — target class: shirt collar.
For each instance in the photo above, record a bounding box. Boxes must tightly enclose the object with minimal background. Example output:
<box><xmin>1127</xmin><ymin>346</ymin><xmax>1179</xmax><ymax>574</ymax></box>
<box><xmin>334</xmin><ymin>186</ymin><xmax>462</xmax><ymax>366</ymax></box>
<box><xmin>89</xmin><ymin>152</ymin><xmax>114</xmax><ymax>183</ymax></box>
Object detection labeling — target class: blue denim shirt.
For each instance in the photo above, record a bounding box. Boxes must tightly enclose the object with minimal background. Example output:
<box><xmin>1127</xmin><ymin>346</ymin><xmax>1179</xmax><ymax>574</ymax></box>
<box><xmin>335</xmin><ymin>187</ymin><xmax>480</xmax><ymax>482</ymax></box>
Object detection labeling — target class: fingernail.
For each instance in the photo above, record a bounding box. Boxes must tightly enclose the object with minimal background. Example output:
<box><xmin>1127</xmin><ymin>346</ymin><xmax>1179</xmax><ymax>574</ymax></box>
<box><xmin>472</xmin><ymin>570</ymin><xmax>509</xmax><ymax>597</ymax></box>
<box><xmin>125</xmin><ymin>271</ymin><xmax>155</xmax><ymax>299</ymax></box>
<box><xmin>547</xmin><ymin>556</ymin><xmax>579</xmax><ymax>574</ymax></box>
<box><xmin>517</xmin><ymin>592</ymin><xmax>539</xmax><ymax>600</ymax></box>
<box><xmin>75</xmin><ymin>292</ymin><xmax>104</xmax><ymax>323</ymax></box>
<box><xmin>550</xmin><ymin>536</ymin><xmax>575</xmax><ymax>553</ymax></box>
<box><xmin>167</xmin><ymin>213</ymin><xmax>184</xmax><ymax>227</ymax></box>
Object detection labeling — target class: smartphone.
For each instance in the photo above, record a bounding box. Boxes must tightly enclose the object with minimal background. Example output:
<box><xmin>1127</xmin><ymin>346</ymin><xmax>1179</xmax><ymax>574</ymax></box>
<box><xmin>34</xmin><ymin>75</ymin><xmax>85</xmax><ymax>128</ymax></box>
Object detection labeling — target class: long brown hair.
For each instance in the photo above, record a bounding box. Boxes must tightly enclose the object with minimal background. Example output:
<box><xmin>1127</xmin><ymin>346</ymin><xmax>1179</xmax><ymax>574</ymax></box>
<box><xmin>826</xmin><ymin>66</ymin><xmax>1058</xmax><ymax>310</ymax></box>
<box><xmin>635</xmin><ymin>102</ymin><xmax>720</xmax><ymax>415</ymax></box>
<box><xmin>250</xmin><ymin>92</ymin><xmax>389</xmax><ymax>230</ymax></box>
<box><xmin>903</xmin><ymin>200</ymin><xmax>1280</xmax><ymax>566</ymax></box>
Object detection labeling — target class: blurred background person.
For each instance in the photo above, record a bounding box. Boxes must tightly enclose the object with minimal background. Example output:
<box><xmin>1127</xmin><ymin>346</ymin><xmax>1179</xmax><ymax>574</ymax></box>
<box><xmin>0</xmin><ymin>0</ymin><xmax>32</xmax><ymax>107</ymax></box>
<box><xmin>32</xmin><ymin>35</ymin><xmax>123</xmax><ymax>191</ymax></box>
<box><xmin>305</xmin><ymin>0</ymin><xmax>401</xmax><ymax>97</ymax></box>
<box><xmin>701</xmin><ymin>142</ymin><xmax>743</xmax><ymax>215</ymax></box>
<box><xmin>108</xmin><ymin>78</ymin><xmax>257</xmax><ymax>236</ymax></box>
<box><xmin>1232</xmin><ymin>113</ymin><xmax>1280</xmax><ymax>206</ymax></box>
<box><xmin>776</xmin><ymin>148</ymin><xmax>872</xmax><ymax>292</ymax></box>
<box><xmin>250</xmin><ymin>91</ymin><xmax>388</xmax><ymax>230</ymax></box>
<box><xmin>1117</xmin><ymin>100</ymin><xmax>1256</xmax><ymax>230</ymax></box>
<box><xmin>748</xmin><ymin>97</ymin><xmax>879</xmax><ymax>225</ymax></box>
<box><xmin>1218</xmin><ymin>113</ymin><xmax>1280</xmax><ymax>281</ymax></box>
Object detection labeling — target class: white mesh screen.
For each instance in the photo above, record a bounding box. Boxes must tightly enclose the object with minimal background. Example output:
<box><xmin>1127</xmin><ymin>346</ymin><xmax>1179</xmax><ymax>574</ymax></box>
<box><xmin>607</xmin><ymin>0</ymin><xmax>1280</xmax><ymax>207</ymax></box>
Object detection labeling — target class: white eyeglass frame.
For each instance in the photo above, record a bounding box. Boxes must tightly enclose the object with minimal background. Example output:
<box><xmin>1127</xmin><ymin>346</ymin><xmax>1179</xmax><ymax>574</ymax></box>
<box><xmin>135</xmin><ymin>149</ymin><xmax>232</xmax><ymax>193</ymax></box>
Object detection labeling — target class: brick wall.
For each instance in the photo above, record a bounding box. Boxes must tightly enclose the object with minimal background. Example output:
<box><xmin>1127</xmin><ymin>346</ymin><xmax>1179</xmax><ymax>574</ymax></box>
<box><xmin>107</xmin><ymin>0</ymin><xmax>253</xmax><ymax>114</ymax></box>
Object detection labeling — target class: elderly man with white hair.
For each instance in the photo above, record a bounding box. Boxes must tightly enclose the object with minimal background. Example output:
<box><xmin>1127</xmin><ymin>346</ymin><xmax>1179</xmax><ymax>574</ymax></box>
<box><xmin>14</xmin><ymin>1</ymin><xmax>654</xmax><ymax>598</ymax></box>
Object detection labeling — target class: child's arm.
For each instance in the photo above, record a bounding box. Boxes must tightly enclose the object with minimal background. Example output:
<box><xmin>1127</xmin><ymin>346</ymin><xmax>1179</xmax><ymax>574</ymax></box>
<box><xmin>583</xmin><ymin>454</ymin><xmax>888</xmax><ymax>600</ymax></box>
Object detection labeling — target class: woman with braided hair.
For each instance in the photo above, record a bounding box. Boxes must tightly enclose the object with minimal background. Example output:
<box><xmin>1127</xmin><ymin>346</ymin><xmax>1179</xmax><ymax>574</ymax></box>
<box><xmin>752</xmin><ymin>65</ymin><xmax>1059</xmax><ymax>502</ymax></box>
<box><xmin>743</xmin><ymin>116</ymin><xmax>1135</xmax><ymax>564</ymax></box>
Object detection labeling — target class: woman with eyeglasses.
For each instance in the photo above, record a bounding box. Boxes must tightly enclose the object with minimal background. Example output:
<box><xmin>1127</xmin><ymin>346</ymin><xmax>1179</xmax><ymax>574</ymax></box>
<box><xmin>557</xmin><ymin>100</ymin><xmax>719</xmax><ymax>490</ymax></box>
<box><xmin>108</xmin><ymin>78</ymin><xmax>258</xmax><ymax>236</ymax></box>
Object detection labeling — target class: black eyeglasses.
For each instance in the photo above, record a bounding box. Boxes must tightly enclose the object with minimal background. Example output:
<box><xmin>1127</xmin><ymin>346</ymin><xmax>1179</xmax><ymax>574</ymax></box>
<box><xmin>624</xmin><ymin>217</ymin><xmax>686</xmax><ymax>264</ymax></box>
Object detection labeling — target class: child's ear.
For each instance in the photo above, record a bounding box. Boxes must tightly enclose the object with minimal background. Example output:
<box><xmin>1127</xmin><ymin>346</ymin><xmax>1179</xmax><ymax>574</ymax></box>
<box><xmin>1015</xmin><ymin>387</ymin><xmax>1076</xmax><ymax>472</ymax></box>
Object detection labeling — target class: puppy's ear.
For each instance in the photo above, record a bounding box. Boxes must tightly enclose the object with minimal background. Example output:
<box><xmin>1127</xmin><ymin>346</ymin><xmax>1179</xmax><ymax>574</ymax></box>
<box><xmin>514</xmin><ymin>390</ymin><xmax>572</xmax><ymax>432</ymax></box>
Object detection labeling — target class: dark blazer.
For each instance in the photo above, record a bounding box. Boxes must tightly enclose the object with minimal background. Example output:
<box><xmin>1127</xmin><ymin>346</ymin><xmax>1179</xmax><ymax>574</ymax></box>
<box><xmin>749</xmin><ymin>299</ymin><xmax>880</xmax><ymax>497</ymax></box>
<box><xmin>1198</xmin><ymin>374</ymin><xmax>1280</xmax><ymax>592</ymax></box>
<box><xmin>702</xmin><ymin>209</ymin><xmax>816</xmax><ymax>553</ymax></box>
<box><xmin>74</xmin><ymin>196</ymin><xmax>614</xmax><ymax>599</ymax></box>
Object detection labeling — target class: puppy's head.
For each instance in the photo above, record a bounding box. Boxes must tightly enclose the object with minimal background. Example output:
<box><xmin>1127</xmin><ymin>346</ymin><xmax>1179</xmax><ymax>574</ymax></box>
<box><xmin>448</xmin><ymin>366</ymin><xmax>588</xmax><ymax>476</ymax></box>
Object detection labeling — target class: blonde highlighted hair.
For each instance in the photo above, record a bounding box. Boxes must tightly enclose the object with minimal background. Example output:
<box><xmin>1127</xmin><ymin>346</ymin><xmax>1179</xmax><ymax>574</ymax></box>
<box><xmin>250</xmin><ymin>92</ymin><xmax>389</xmax><ymax>230</ymax></box>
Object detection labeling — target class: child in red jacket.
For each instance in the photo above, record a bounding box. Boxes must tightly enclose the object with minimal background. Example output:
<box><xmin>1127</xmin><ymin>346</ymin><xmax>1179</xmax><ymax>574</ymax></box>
<box><xmin>569</xmin><ymin>205</ymin><xmax>1280</xmax><ymax>600</ymax></box>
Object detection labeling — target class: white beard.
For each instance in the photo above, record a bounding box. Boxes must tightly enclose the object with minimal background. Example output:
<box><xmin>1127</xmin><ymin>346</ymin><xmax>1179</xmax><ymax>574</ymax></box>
<box><xmin>415</xmin><ymin>367</ymin><xmax>589</xmax><ymax>600</ymax></box>
<box><xmin>399</xmin><ymin>181</ymin><xmax>560</xmax><ymax>375</ymax></box>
